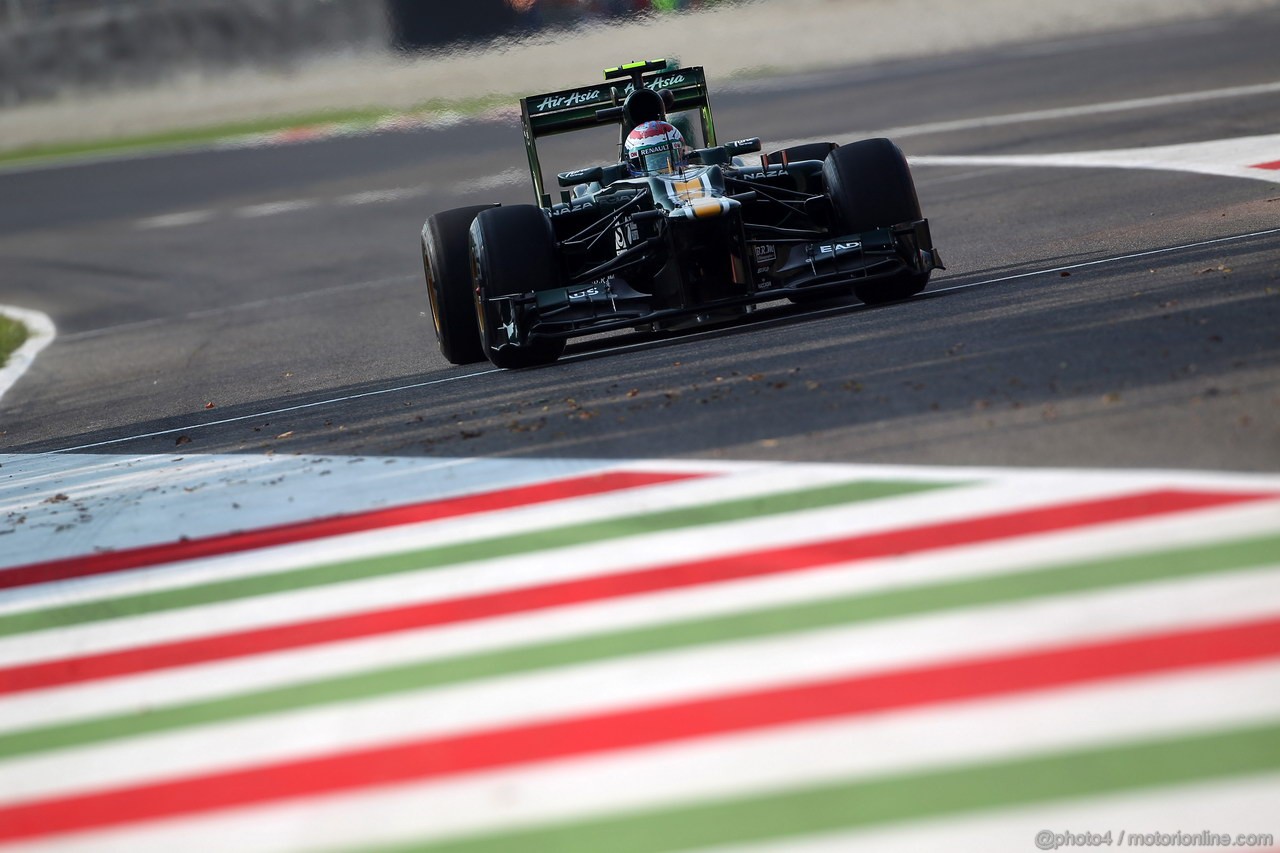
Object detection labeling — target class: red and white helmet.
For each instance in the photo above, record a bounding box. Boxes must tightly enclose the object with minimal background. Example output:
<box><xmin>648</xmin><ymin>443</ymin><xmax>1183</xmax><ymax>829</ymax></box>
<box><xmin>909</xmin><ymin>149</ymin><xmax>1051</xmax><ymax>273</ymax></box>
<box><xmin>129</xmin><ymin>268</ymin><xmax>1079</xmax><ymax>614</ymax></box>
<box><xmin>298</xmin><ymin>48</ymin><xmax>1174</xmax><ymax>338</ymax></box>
<box><xmin>624</xmin><ymin>121</ymin><xmax>686</xmax><ymax>176</ymax></box>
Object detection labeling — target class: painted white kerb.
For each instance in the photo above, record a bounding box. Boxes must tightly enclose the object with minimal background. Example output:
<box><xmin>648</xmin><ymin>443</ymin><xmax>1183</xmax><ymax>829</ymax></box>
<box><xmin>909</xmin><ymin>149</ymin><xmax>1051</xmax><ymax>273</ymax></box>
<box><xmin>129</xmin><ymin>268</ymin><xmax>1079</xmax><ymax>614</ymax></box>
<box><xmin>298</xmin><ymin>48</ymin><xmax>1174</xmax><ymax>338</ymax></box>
<box><xmin>0</xmin><ymin>305</ymin><xmax>56</xmax><ymax>403</ymax></box>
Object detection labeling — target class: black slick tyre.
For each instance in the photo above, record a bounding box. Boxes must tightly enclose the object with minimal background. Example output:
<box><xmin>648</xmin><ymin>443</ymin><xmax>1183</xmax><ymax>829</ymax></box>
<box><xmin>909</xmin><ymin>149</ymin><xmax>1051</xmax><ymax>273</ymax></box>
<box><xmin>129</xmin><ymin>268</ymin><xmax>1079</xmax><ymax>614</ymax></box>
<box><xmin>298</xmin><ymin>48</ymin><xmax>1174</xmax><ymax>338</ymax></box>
<box><xmin>422</xmin><ymin>204</ymin><xmax>493</xmax><ymax>365</ymax></box>
<box><xmin>469</xmin><ymin>205</ymin><xmax>566</xmax><ymax>369</ymax></box>
<box><xmin>822</xmin><ymin>137</ymin><xmax>929</xmax><ymax>305</ymax></box>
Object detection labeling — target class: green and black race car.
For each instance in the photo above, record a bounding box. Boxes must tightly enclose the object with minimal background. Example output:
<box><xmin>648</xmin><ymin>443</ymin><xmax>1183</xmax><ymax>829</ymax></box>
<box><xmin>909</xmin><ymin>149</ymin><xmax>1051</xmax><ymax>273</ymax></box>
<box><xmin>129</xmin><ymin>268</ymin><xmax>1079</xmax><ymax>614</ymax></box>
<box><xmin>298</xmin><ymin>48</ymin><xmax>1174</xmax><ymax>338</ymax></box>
<box><xmin>422</xmin><ymin>59</ymin><xmax>943</xmax><ymax>369</ymax></box>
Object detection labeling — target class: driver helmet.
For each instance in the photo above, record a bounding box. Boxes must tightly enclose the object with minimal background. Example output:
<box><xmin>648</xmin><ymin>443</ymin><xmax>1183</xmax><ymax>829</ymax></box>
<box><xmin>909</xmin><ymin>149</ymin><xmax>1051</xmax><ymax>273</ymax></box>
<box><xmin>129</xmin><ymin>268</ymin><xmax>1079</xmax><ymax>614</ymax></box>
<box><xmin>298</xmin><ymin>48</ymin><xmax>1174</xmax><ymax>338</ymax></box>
<box><xmin>624</xmin><ymin>121</ymin><xmax>687</xmax><ymax>176</ymax></box>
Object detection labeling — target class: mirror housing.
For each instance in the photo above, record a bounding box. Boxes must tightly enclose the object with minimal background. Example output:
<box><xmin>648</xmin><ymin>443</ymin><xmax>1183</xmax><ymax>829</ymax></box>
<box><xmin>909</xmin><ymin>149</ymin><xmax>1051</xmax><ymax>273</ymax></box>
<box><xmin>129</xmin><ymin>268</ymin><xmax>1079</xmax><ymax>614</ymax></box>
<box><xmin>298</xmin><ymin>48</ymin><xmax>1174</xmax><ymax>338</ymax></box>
<box><xmin>723</xmin><ymin>137</ymin><xmax>763</xmax><ymax>156</ymax></box>
<box><xmin>557</xmin><ymin>166</ymin><xmax>604</xmax><ymax>188</ymax></box>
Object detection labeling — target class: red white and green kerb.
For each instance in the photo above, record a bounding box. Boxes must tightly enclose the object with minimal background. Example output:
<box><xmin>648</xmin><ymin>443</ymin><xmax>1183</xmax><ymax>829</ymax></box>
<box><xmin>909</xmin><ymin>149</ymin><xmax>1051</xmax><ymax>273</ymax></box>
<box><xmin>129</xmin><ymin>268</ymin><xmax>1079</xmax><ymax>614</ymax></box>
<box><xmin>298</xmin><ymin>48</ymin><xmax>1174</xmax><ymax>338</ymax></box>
<box><xmin>0</xmin><ymin>453</ymin><xmax>1277</xmax><ymax>851</ymax></box>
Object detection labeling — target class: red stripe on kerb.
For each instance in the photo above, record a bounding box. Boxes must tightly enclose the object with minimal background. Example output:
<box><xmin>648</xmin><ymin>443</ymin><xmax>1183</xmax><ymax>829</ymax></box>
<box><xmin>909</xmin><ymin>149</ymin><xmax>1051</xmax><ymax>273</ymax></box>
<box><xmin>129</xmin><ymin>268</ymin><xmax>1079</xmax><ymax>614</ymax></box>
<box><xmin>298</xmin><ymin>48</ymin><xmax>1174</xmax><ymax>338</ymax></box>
<box><xmin>3</xmin><ymin>615</ymin><xmax>1278</xmax><ymax>843</ymax></box>
<box><xmin>3</xmin><ymin>488</ymin><xmax>1268</xmax><ymax>696</ymax></box>
<box><xmin>0</xmin><ymin>470</ymin><xmax>702</xmax><ymax>591</ymax></box>
<box><xmin>1251</xmin><ymin>160</ymin><xmax>1280</xmax><ymax>170</ymax></box>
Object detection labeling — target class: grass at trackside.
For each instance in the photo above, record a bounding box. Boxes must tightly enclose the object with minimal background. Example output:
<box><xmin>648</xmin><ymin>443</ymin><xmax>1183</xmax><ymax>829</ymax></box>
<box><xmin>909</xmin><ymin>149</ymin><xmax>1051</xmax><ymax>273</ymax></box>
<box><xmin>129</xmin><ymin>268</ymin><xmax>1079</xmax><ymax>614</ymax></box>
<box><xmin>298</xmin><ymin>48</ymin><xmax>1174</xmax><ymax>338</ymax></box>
<box><xmin>0</xmin><ymin>93</ymin><xmax>512</xmax><ymax>169</ymax></box>
<box><xmin>0</xmin><ymin>315</ymin><xmax>29</xmax><ymax>368</ymax></box>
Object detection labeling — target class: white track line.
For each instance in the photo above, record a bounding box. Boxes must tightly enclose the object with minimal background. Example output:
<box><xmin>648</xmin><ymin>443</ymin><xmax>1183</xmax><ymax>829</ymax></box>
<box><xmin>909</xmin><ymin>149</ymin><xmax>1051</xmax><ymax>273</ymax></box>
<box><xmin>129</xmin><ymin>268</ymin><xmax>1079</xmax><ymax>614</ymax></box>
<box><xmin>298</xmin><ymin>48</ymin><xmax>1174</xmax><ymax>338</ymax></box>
<box><xmin>762</xmin><ymin>80</ymin><xmax>1280</xmax><ymax>152</ymax></box>
<box><xmin>880</xmin><ymin>80</ymin><xmax>1280</xmax><ymax>139</ymax></box>
<box><xmin>925</xmin><ymin>227</ymin><xmax>1280</xmax><ymax>294</ymax></box>
<box><xmin>56</xmin><ymin>274</ymin><xmax>410</xmax><ymax>343</ymax></box>
<box><xmin>911</xmin><ymin>133</ymin><xmax>1280</xmax><ymax>185</ymax></box>
<box><xmin>48</xmin><ymin>368</ymin><xmax>500</xmax><ymax>453</ymax></box>
<box><xmin>134</xmin><ymin>169</ymin><xmax>522</xmax><ymax>231</ymax></box>
<box><xmin>0</xmin><ymin>305</ymin><xmax>55</xmax><ymax>405</ymax></box>
<box><xmin>235</xmin><ymin>200</ymin><xmax>320</xmax><ymax>219</ymax></box>
<box><xmin>135</xmin><ymin>210</ymin><xmax>216</xmax><ymax>230</ymax></box>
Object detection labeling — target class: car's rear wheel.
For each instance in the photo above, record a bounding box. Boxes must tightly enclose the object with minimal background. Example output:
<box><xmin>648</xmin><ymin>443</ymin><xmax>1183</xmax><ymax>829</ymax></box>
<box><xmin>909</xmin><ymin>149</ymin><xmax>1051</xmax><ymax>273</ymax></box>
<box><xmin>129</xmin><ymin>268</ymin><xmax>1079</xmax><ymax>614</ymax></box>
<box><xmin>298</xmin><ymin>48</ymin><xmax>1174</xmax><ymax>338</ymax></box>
<box><xmin>823</xmin><ymin>137</ymin><xmax>929</xmax><ymax>305</ymax></box>
<box><xmin>470</xmin><ymin>205</ymin><xmax>567</xmax><ymax>369</ymax></box>
<box><xmin>422</xmin><ymin>205</ymin><xmax>494</xmax><ymax>364</ymax></box>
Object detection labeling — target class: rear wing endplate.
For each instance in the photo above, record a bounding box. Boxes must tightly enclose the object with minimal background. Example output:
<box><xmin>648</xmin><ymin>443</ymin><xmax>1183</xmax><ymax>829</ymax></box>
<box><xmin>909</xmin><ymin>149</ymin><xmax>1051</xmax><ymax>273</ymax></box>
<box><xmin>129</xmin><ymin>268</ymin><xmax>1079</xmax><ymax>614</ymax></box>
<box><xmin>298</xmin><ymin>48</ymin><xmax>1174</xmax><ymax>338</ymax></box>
<box><xmin>519</xmin><ymin>63</ymin><xmax>718</xmax><ymax>204</ymax></box>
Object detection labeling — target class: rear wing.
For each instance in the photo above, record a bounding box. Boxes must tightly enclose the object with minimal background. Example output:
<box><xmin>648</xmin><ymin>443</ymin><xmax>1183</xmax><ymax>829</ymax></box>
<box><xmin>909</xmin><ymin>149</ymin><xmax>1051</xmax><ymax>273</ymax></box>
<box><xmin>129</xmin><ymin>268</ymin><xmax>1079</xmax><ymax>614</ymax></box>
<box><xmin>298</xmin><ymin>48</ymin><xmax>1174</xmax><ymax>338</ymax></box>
<box><xmin>519</xmin><ymin>61</ymin><xmax>718</xmax><ymax>205</ymax></box>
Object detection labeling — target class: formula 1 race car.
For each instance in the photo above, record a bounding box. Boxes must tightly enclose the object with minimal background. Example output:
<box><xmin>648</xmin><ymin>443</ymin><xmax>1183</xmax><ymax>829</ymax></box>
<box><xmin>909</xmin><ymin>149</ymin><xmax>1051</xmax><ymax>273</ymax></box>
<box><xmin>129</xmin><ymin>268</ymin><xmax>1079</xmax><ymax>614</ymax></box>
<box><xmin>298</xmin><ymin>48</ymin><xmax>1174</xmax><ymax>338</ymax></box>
<box><xmin>421</xmin><ymin>59</ymin><xmax>943</xmax><ymax>368</ymax></box>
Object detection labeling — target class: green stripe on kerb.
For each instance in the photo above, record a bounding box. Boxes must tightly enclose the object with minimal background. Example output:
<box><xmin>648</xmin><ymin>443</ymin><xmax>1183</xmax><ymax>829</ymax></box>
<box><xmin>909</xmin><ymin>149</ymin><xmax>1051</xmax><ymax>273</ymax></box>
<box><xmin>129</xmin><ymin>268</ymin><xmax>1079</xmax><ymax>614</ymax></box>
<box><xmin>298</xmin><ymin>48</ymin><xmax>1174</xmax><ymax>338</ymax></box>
<box><xmin>4</xmin><ymin>532</ymin><xmax>1275</xmax><ymax>761</ymax></box>
<box><xmin>369</xmin><ymin>720</ymin><xmax>1280</xmax><ymax>853</ymax></box>
<box><xmin>0</xmin><ymin>480</ymin><xmax>951</xmax><ymax>637</ymax></box>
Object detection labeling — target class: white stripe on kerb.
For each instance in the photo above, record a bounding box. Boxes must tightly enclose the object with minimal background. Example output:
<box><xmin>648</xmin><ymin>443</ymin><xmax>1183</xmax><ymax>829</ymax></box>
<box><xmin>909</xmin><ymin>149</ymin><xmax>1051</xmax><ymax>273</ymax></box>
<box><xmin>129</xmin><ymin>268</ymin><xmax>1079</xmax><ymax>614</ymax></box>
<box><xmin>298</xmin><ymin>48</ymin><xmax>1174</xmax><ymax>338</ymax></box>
<box><xmin>3</xmin><ymin>501</ymin><xmax>1277</xmax><ymax>737</ymax></box>
<box><xmin>10</xmin><ymin>664</ymin><xmax>1280</xmax><ymax>853</ymax></box>
<box><xmin>3</xmin><ymin>568</ymin><xmax>1279</xmax><ymax>804</ymax></box>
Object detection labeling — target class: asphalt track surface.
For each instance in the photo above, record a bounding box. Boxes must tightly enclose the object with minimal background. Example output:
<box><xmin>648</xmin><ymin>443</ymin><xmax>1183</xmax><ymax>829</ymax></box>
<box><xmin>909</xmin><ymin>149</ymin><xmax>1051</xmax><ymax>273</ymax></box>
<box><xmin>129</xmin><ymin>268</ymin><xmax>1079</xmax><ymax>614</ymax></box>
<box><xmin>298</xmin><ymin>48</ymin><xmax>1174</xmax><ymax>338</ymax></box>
<box><xmin>1</xmin><ymin>10</ymin><xmax>1278</xmax><ymax>472</ymax></box>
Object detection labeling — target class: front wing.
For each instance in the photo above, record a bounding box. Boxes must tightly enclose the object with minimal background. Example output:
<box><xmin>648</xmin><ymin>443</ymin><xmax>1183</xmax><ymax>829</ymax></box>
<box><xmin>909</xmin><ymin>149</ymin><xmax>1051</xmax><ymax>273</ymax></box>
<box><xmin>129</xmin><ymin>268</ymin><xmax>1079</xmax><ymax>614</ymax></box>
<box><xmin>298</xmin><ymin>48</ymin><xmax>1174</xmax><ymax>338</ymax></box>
<box><xmin>483</xmin><ymin>219</ymin><xmax>943</xmax><ymax>345</ymax></box>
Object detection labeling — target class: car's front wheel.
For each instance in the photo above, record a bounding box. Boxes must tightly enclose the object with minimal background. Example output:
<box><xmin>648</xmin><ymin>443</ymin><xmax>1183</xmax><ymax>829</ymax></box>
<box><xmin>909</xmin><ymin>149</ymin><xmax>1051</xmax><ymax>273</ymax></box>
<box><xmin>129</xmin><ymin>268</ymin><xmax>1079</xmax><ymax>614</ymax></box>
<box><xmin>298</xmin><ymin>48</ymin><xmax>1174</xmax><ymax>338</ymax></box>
<box><xmin>422</xmin><ymin>205</ymin><xmax>494</xmax><ymax>365</ymax></box>
<box><xmin>823</xmin><ymin>138</ymin><xmax>930</xmax><ymax>305</ymax></box>
<box><xmin>470</xmin><ymin>205</ymin><xmax>566</xmax><ymax>369</ymax></box>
